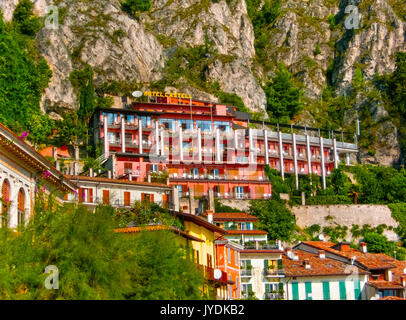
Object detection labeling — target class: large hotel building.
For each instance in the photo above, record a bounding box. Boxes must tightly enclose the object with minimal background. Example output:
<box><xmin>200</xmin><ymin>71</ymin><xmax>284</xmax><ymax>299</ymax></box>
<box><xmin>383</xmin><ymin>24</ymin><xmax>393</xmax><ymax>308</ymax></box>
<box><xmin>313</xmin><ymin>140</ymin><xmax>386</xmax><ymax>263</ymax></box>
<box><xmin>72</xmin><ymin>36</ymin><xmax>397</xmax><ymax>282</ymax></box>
<box><xmin>90</xmin><ymin>92</ymin><xmax>358</xmax><ymax>201</ymax></box>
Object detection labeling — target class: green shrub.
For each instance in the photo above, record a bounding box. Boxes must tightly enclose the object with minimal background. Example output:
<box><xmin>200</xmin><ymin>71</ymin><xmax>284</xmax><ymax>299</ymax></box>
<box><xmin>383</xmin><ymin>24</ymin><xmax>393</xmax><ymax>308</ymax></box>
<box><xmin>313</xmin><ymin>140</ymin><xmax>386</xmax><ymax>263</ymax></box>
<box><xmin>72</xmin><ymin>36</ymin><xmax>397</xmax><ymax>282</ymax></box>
<box><xmin>122</xmin><ymin>0</ymin><xmax>152</xmax><ymax>17</ymax></box>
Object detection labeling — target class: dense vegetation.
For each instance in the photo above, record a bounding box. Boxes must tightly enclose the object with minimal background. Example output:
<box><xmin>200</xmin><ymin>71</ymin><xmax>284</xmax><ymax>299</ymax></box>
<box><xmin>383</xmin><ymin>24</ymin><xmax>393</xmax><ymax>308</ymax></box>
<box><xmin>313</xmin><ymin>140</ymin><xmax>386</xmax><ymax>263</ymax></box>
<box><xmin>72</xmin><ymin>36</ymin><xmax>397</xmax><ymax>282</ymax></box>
<box><xmin>0</xmin><ymin>1</ymin><xmax>54</xmax><ymax>146</ymax></box>
<box><xmin>0</xmin><ymin>195</ymin><xmax>205</xmax><ymax>299</ymax></box>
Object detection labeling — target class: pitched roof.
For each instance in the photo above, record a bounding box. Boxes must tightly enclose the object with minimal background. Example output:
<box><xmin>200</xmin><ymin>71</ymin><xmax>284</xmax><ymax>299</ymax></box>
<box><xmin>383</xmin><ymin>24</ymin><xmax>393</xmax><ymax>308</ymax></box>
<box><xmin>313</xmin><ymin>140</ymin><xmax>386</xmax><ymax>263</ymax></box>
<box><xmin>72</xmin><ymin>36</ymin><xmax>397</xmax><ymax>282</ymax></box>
<box><xmin>170</xmin><ymin>211</ymin><xmax>227</xmax><ymax>234</ymax></box>
<box><xmin>0</xmin><ymin>122</ymin><xmax>77</xmax><ymax>192</ymax></box>
<box><xmin>283</xmin><ymin>250</ymin><xmax>369</xmax><ymax>278</ymax></box>
<box><xmin>212</xmin><ymin>212</ymin><xmax>258</xmax><ymax>222</ymax></box>
<box><xmin>114</xmin><ymin>225</ymin><xmax>204</xmax><ymax>242</ymax></box>
<box><xmin>367</xmin><ymin>280</ymin><xmax>405</xmax><ymax>290</ymax></box>
<box><xmin>298</xmin><ymin>241</ymin><xmax>398</xmax><ymax>270</ymax></box>
<box><xmin>380</xmin><ymin>296</ymin><xmax>406</xmax><ymax>300</ymax></box>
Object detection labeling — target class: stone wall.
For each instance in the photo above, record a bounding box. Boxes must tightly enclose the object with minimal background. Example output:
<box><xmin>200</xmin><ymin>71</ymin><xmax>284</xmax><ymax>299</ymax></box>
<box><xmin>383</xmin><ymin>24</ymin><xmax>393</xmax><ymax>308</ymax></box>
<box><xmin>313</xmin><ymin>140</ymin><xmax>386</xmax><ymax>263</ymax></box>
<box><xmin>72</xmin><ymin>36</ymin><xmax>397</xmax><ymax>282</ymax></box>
<box><xmin>292</xmin><ymin>204</ymin><xmax>399</xmax><ymax>241</ymax></box>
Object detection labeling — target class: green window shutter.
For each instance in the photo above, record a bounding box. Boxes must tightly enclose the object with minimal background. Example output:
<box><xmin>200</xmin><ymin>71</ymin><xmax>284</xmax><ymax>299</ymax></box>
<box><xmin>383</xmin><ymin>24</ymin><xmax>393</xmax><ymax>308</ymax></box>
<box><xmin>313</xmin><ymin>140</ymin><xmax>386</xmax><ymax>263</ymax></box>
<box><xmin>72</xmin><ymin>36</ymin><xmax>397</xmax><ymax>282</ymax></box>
<box><xmin>292</xmin><ymin>282</ymin><xmax>299</xmax><ymax>300</ymax></box>
<box><xmin>305</xmin><ymin>282</ymin><xmax>312</xmax><ymax>300</ymax></box>
<box><xmin>248</xmin><ymin>284</ymin><xmax>253</xmax><ymax>293</ymax></box>
<box><xmin>354</xmin><ymin>280</ymin><xmax>361</xmax><ymax>300</ymax></box>
<box><xmin>322</xmin><ymin>282</ymin><xmax>330</xmax><ymax>300</ymax></box>
<box><xmin>278</xmin><ymin>283</ymin><xmax>284</xmax><ymax>293</ymax></box>
<box><xmin>265</xmin><ymin>283</ymin><xmax>270</xmax><ymax>293</ymax></box>
<box><xmin>264</xmin><ymin>259</ymin><xmax>269</xmax><ymax>268</ymax></box>
<box><xmin>277</xmin><ymin>259</ymin><xmax>283</xmax><ymax>269</ymax></box>
<box><xmin>339</xmin><ymin>281</ymin><xmax>347</xmax><ymax>300</ymax></box>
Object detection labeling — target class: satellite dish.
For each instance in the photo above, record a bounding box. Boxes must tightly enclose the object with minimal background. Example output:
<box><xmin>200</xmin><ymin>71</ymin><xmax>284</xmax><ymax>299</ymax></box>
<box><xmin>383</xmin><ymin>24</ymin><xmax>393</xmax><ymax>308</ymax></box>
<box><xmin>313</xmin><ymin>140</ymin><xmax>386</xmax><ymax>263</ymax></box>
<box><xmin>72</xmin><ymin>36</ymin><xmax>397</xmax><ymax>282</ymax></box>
<box><xmin>132</xmin><ymin>91</ymin><xmax>143</xmax><ymax>98</ymax></box>
<box><xmin>318</xmin><ymin>234</ymin><xmax>325</xmax><ymax>241</ymax></box>
<box><xmin>403</xmin><ymin>268</ymin><xmax>406</xmax><ymax>274</ymax></box>
<box><xmin>214</xmin><ymin>269</ymin><xmax>222</xmax><ymax>280</ymax></box>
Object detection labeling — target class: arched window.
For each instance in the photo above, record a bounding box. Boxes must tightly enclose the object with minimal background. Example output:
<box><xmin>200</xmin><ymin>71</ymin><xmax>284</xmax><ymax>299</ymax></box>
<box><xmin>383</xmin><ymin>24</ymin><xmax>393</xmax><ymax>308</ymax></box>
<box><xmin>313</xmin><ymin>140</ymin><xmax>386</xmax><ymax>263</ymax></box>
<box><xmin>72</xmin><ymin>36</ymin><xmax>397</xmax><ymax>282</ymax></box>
<box><xmin>18</xmin><ymin>188</ymin><xmax>25</xmax><ymax>226</ymax></box>
<box><xmin>1</xmin><ymin>180</ymin><xmax>10</xmax><ymax>227</ymax></box>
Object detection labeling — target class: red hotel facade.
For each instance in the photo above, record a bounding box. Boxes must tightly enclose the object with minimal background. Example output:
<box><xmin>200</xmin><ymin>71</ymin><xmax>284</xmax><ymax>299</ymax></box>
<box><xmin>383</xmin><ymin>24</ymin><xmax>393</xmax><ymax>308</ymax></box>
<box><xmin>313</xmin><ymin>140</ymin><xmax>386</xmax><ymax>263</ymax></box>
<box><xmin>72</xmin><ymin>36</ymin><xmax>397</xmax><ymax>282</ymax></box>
<box><xmin>90</xmin><ymin>93</ymin><xmax>358</xmax><ymax>200</ymax></box>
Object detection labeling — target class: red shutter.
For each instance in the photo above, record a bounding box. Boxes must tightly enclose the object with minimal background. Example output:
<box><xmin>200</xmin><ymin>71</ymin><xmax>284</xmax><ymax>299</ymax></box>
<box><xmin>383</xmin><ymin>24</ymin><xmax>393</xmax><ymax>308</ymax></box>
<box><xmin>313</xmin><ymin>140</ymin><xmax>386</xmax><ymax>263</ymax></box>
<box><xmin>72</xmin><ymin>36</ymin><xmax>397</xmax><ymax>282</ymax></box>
<box><xmin>150</xmin><ymin>194</ymin><xmax>154</xmax><ymax>203</ymax></box>
<box><xmin>146</xmin><ymin>163</ymin><xmax>151</xmax><ymax>172</ymax></box>
<box><xmin>103</xmin><ymin>190</ymin><xmax>109</xmax><ymax>204</ymax></box>
<box><xmin>78</xmin><ymin>188</ymin><xmax>83</xmax><ymax>203</ymax></box>
<box><xmin>124</xmin><ymin>192</ymin><xmax>130</xmax><ymax>206</ymax></box>
<box><xmin>89</xmin><ymin>188</ymin><xmax>93</xmax><ymax>203</ymax></box>
<box><xmin>141</xmin><ymin>193</ymin><xmax>145</xmax><ymax>202</ymax></box>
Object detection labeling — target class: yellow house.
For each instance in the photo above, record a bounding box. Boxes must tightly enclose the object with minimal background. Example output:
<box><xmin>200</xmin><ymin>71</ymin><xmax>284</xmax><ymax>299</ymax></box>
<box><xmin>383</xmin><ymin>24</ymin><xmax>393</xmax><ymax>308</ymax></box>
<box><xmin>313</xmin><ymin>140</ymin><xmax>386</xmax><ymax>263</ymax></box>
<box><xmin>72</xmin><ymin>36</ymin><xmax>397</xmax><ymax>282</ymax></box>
<box><xmin>173</xmin><ymin>211</ymin><xmax>229</xmax><ymax>299</ymax></box>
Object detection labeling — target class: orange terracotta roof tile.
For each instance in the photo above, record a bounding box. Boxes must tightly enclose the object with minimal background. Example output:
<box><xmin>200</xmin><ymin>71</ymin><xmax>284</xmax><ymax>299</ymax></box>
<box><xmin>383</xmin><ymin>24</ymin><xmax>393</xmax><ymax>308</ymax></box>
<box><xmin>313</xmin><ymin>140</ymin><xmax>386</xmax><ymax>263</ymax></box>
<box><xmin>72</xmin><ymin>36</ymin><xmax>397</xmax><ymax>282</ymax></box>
<box><xmin>380</xmin><ymin>296</ymin><xmax>406</xmax><ymax>300</ymax></box>
<box><xmin>300</xmin><ymin>241</ymin><xmax>398</xmax><ymax>270</ymax></box>
<box><xmin>212</xmin><ymin>212</ymin><xmax>258</xmax><ymax>222</ymax></box>
<box><xmin>283</xmin><ymin>250</ymin><xmax>369</xmax><ymax>277</ymax></box>
<box><xmin>367</xmin><ymin>281</ymin><xmax>405</xmax><ymax>290</ymax></box>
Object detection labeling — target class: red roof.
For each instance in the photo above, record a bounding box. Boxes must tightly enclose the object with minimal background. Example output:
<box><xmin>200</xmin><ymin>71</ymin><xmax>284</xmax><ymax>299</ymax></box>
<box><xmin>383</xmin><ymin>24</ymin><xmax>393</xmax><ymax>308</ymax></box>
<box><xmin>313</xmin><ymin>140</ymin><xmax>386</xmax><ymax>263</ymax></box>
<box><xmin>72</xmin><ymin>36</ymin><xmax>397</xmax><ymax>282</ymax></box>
<box><xmin>212</xmin><ymin>212</ymin><xmax>258</xmax><ymax>222</ymax></box>
<box><xmin>380</xmin><ymin>296</ymin><xmax>406</xmax><ymax>300</ymax></box>
<box><xmin>367</xmin><ymin>281</ymin><xmax>405</xmax><ymax>290</ymax></box>
<box><xmin>283</xmin><ymin>250</ymin><xmax>369</xmax><ymax>277</ymax></box>
<box><xmin>68</xmin><ymin>175</ymin><xmax>171</xmax><ymax>189</ymax></box>
<box><xmin>299</xmin><ymin>241</ymin><xmax>399</xmax><ymax>270</ymax></box>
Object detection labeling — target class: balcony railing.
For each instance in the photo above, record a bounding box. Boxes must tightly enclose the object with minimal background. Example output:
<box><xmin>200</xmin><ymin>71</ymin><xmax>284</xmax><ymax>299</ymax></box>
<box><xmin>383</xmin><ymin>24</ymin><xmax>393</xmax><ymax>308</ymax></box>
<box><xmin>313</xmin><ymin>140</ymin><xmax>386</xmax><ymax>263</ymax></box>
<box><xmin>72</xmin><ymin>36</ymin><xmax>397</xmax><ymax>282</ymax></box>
<box><xmin>263</xmin><ymin>268</ymin><xmax>285</xmax><ymax>276</ymax></box>
<box><xmin>243</xmin><ymin>243</ymin><xmax>280</xmax><ymax>250</ymax></box>
<box><xmin>264</xmin><ymin>292</ymin><xmax>284</xmax><ymax>300</ymax></box>
<box><xmin>240</xmin><ymin>269</ymin><xmax>252</xmax><ymax>277</ymax></box>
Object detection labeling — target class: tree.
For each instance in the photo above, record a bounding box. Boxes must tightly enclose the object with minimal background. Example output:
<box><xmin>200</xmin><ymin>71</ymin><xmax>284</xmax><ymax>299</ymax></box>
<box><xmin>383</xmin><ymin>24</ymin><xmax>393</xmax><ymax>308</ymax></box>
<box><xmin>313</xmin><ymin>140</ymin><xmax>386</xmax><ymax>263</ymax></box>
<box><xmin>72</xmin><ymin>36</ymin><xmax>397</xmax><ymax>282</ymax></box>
<box><xmin>352</xmin><ymin>68</ymin><xmax>365</xmax><ymax>92</ymax></box>
<box><xmin>0</xmin><ymin>200</ymin><xmax>204</xmax><ymax>299</ymax></box>
<box><xmin>12</xmin><ymin>0</ymin><xmax>41</xmax><ymax>36</ymax></box>
<box><xmin>264</xmin><ymin>63</ymin><xmax>303</xmax><ymax>123</ymax></box>
<box><xmin>327</xmin><ymin>166</ymin><xmax>352</xmax><ymax>196</ymax></box>
<box><xmin>362</xmin><ymin>232</ymin><xmax>396</xmax><ymax>256</ymax></box>
<box><xmin>122</xmin><ymin>0</ymin><xmax>152</xmax><ymax>17</ymax></box>
<box><xmin>249</xmin><ymin>199</ymin><xmax>296</xmax><ymax>241</ymax></box>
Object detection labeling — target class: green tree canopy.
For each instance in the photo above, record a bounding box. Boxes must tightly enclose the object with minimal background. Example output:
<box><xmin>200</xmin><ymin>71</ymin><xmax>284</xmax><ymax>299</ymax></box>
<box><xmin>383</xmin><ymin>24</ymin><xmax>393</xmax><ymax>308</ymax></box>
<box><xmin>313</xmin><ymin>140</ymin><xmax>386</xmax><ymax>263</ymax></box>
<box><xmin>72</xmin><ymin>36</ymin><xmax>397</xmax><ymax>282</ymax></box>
<box><xmin>249</xmin><ymin>199</ymin><xmax>296</xmax><ymax>241</ymax></box>
<box><xmin>264</xmin><ymin>63</ymin><xmax>303</xmax><ymax>123</ymax></box>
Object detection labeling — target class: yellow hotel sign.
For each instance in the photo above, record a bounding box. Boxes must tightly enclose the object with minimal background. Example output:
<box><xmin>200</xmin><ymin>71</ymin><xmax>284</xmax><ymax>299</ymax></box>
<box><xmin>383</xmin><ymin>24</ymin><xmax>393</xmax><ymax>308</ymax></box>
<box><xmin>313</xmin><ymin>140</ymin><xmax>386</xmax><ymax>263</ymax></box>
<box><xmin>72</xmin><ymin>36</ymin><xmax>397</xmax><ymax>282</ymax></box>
<box><xmin>144</xmin><ymin>91</ymin><xmax>192</xmax><ymax>99</ymax></box>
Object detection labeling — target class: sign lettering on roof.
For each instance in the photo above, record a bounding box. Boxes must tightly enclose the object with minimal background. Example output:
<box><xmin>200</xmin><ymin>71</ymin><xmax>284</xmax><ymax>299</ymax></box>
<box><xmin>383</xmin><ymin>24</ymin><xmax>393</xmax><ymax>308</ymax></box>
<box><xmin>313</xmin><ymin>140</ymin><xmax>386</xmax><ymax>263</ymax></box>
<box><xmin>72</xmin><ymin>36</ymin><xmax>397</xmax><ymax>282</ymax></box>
<box><xmin>143</xmin><ymin>91</ymin><xmax>192</xmax><ymax>99</ymax></box>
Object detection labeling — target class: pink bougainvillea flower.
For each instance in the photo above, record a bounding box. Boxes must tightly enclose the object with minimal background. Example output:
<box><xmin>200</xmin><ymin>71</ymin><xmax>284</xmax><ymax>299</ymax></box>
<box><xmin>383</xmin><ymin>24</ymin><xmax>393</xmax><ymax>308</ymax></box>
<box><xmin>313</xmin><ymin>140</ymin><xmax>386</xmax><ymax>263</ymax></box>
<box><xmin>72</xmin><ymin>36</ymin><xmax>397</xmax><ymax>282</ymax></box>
<box><xmin>43</xmin><ymin>171</ymin><xmax>51</xmax><ymax>178</ymax></box>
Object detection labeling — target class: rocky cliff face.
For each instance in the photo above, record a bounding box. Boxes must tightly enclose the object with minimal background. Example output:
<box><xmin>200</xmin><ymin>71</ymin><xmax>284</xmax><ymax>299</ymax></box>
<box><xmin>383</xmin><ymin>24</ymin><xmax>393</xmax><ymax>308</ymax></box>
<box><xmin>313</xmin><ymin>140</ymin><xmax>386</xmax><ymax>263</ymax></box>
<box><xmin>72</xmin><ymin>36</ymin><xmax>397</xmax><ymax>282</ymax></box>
<box><xmin>0</xmin><ymin>0</ymin><xmax>405</xmax><ymax>164</ymax></box>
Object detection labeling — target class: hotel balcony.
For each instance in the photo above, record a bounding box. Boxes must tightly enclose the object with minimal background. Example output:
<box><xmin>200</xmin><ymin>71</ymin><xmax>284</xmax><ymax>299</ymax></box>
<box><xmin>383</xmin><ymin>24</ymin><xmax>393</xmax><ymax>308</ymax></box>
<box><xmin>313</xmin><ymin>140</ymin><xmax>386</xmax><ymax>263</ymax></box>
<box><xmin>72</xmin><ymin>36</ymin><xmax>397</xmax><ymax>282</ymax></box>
<box><xmin>263</xmin><ymin>268</ymin><xmax>285</xmax><ymax>277</ymax></box>
<box><xmin>240</xmin><ymin>269</ymin><xmax>252</xmax><ymax>277</ymax></box>
<box><xmin>243</xmin><ymin>243</ymin><xmax>280</xmax><ymax>250</ymax></box>
<box><xmin>264</xmin><ymin>292</ymin><xmax>284</xmax><ymax>300</ymax></box>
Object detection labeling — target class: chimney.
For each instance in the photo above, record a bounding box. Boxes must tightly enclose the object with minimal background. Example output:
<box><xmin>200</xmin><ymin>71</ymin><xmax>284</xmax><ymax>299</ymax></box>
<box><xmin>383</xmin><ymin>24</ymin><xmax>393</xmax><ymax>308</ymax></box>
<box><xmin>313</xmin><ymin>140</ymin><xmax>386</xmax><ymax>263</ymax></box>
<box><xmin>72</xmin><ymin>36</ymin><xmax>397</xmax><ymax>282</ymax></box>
<box><xmin>206</xmin><ymin>210</ymin><xmax>214</xmax><ymax>224</ymax></box>
<box><xmin>303</xmin><ymin>259</ymin><xmax>311</xmax><ymax>269</ymax></box>
<box><xmin>385</xmin><ymin>269</ymin><xmax>393</xmax><ymax>282</ymax></box>
<box><xmin>401</xmin><ymin>276</ymin><xmax>406</xmax><ymax>287</ymax></box>
<box><xmin>89</xmin><ymin>168</ymin><xmax>93</xmax><ymax>177</ymax></box>
<box><xmin>107</xmin><ymin>170</ymin><xmax>112</xmax><ymax>179</ymax></box>
<box><xmin>147</xmin><ymin>174</ymin><xmax>151</xmax><ymax>183</ymax></box>
<box><xmin>338</xmin><ymin>242</ymin><xmax>350</xmax><ymax>252</ymax></box>
<box><xmin>360</xmin><ymin>242</ymin><xmax>367</xmax><ymax>253</ymax></box>
<box><xmin>55</xmin><ymin>160</ymin><xmax>60</xmax><ymax>171</ymax></box>
<box><xmin>128</xmin><ymin>173</ymin><xmax>132</xmax><ymax>181</ymax></box>
<box><xmin>319</xmin><ymin>250</ymin><xmax>326</xmax><ymax>259</ymax></box>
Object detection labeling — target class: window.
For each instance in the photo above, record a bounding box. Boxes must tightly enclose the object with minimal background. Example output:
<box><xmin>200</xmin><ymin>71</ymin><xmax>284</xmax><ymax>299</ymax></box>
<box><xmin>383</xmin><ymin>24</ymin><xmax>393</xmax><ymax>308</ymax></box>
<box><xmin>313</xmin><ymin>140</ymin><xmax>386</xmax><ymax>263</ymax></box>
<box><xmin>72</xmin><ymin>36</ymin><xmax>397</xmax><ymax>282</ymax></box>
<box><xmin>139</xmin><ymin>116</ymin><xmax>151</xmax><ymax>128</ymax></box>
<box><xmin>126</xmin><ymin>115</ymin><xmax>135</xmax><ymax>124</ymax></box>
<box><xmin>235</xmin><ymin>250</ymin><xmax>238</xmax><ymax>266</ymax></box>
<box><xmin>228</xmin><ymin>248</ymin><xmax>231</xmax><ymax>264</ymax></box>
<box><xmin>211</xmin><ymin>169</ymin><xmax>219</xmax><ymax>178</ymax></box>
<box><xmin>339</xmin><ymin>281</ymin><xmax>347</xmax><ymax>300</ymax></box>
<box><xmin>141</xmin><ymin>193</ymin><xmax>155</xmax><ymax>203</ymax></box>
<box><xmin>124</xmin><ymin>162</ymin><xmax>132</xmax><ymax>174</ymax></box>
<box><xmin>196</xmin><ymin>120</ymin><xmax>212</xmax><ymax>132</ymax></box>
<box><xmin>236</xmin><ymin>277</ymin><xmax>239</xmax><ymax>298</ymax></box>
<box><xmin>291</xmin><ymin>282</ymin><xmax>299</xmax><ymax>300</ymax></box>
<box><xmin>322</xmin><ymin>282</ymin><xmax>330</xmax><ymax>300</ymax></box>
<box><xmin>150</xmin><ymin>164</ymin><xmax>158</xmax><ymax>172</ymax></box>
<box><xmin>108</xmin><ymin>132</ymin><xmax>119</xmax><ymax>144</ymax></box>
<box><xmin>236</xmin><ymin>156</ymin><xmax>248</xmax><ymax>163</ymax></box>
<box><xmin>159</xmin><ymin>119</ymin><xmax>175</xmax><ymax>131</ymax></box>
<box><xmin>191</xmin><ymin>168</ymin><xmax>199</xmax><ymax>177</ymax></box>
<box><xmin>103</xmin><ymin>112</ymin><xmax>118</xmax><ymax>125</ymax></box>
<box><xmin>178</xmin><ymin>119</ymin><xmax>193</xmax><ymax>131</ymax></box>
<box><xmin>305</xmin><ymin>282</ymin><xmax>312</xmax><ymax>300</ymax></box>
<box><xmin>207</xmin><ymin>254</ymin><xmax>212</xmax><ymax>268</ymax></box>
<box><xmin>235</xmin><ymin>186</ymin><xmax>245</xmax><ymax>199</ymax></box>
<box><xmin>17</xmin><ymin>188</ymin><xmax>25</xmax><ymax>226</ymax></box>
<box><xmin>176</xmin><ymin>185</ymin><xmax>183</xmax><ymax>197</ymax></box>
<box><xmin>214</xmin><ymin>121</ymin><xmax>230</xmax><ymax>132</ymax></box>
